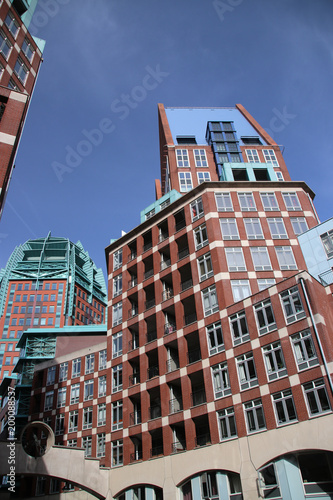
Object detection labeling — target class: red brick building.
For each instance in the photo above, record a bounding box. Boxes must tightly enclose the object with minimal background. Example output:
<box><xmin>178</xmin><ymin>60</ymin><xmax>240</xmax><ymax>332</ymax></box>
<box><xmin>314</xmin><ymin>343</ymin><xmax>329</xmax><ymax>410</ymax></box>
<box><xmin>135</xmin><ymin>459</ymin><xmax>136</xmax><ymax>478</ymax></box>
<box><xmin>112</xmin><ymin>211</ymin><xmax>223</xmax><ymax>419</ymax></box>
<box><xmin>0</xmin><ymin>0</ymin><xmax>45</xmax><ymax>217</ymax></box>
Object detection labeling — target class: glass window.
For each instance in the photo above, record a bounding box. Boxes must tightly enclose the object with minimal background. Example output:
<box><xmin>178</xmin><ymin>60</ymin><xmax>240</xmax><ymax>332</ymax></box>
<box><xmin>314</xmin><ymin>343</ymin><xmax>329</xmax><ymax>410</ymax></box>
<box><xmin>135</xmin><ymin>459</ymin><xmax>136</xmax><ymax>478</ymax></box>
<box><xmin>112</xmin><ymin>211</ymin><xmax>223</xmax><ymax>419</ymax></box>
<box><xmin>191</xmin><ymin>197</ymin><xmax>204</xmax><ymax>222</ymax></box>
<box><xmin>83</xmin><ymin>406</ymin><xmax>93</xmax><ymax>429</ymax></box>
<box><xmin>84</xmin><ymin>379</ymin><xmax>94</xmax><ymax>400</ymax></box>
<box><xmin>112</xmin><ymin>331</ymin><xmax>123</xmax><ymax>358</ymax></box>
<box><xmin>320</xmin><ymin>229</ymin><xmax>333</xmax><ymax>259</ymax></box>
<box><xmin>178</xmin><ymin>172</ymin><xmax>192</xmax><ymax>192</ymax></box>
<box><xmin>114</xmin><ymin>249</ymin><xmax>122</xmax><ymax>270</ymax></box>
<box><xmin>46</xmin><ymin>366</ymin><xmax>56</xmax><ymax>385</ymax></box>
<box><xmin>272</xmin><ymin>389</ymin><xmax>297</xmax><ymax>425</ymax></box>
<box><xmin>220</xmin><ymin>218</ymin><xmax>239</xmax><ymax>240</ymax></box>
<box><xmin>254</xmin><ymin>299</ymin><xmax>276</xmax><ymax>335</ymax></box>
<box><xmin>262</xmin><ymin>149</ymin><xmax>278</xmax><ymax>166</ymax></box>
<box><xmin>112</xmin><ymin>302</ymin><xmax>122</xmax><ymax>327</ymax></box>
<box><xmin>44</xmin><ymin>391</ymin><xmax>54</xmax><ymax>411</ymax></box>
<box><xmin>206</xmin><ymin>322</ymin><xmax>224</xmax><ymax>355</ymax></box>
<box><xmin>260</xmin><ymin>192</ymin><xmax>279</xmax><ymax>211</ymax></box>
<box><xmin>85</xmin><ymin>353</ymin><xmax>94</xmax><ymax>374</ymax></box>
<box><xmin>291</xmin><ymin>217</ymin><xmax>308</xmax><ymax>236</ymax></box>
<box><xmin>82</xmin><ymin>436</ymin><xmax>92</xmax><ymax>457</ymax></box>
<box><xmin>197</xmin><ymin>171</ymin><xmax>211</xmax><ymax>183</ymax></box>
<box><xmin>202</xmin><ymin>285</ymin><xmax>219</xmax><ymax>316</ymax></box>
<box><xmin>212</xmin><ymin>362</ymin><xmax>231</xmax><ymax>398</ymax></box>
<box><xmin>215</xmin><ymin>192</ymin><xmax>233</xmax><ymax>212</ymax></box>
<box><xmin>176</xmin><ymin>149</ymin><xmax>189</xmax><ymax>167</ymax></box>
<box><xmin>283</xmin><ymin>192</ymin><xmax>301</xmax><ymax>211</ymax></box>
<box><xmin>262</xmin><ymin>341</ymin><xmax>287</xmax><ymax>381</ymax></box>
<box><xmin>238</xmin><ymin>192</ymin><xmax>256</xmax><ymax>211</ymax></box>
<box><xmin>5</xmin><ymin>13</ymin><xmax>19</xmax><ymax>38</ymax></box>
<box><xmin>198</xmin><ymin>253</ymin><xmax>213</xmax><ymax>281</ymax></box>
<box><xmin>112</xmin><ymin>400</ymin><xmax>123</xmax><ymax>431</ymax></box>
<box><xmin>291</xmin><ymin>329</ymin><xmax>318</xmax><ymax>370</ymax></box>
<box><xmin>225</xmin><ymin>247</ymin><xmax>246</xmax><ymax>271</ymax></box>
<box><xmin>57</xmin><ymin>387</ymin><xmax>66</xmax><ymax>408</ymax></box>
<box><xmin>14</xmin><ymin>57</ymin><xmax>28</xmax><ymax>84</ymax></box>
<box><xmin>217</xmin><ymin>407</ymin><xmax>237</xmax><ymax>440</ymax></box>
<box><xmin>98</xmin><ymin>402</ymin><xmax>106</xmax><ymax>426</ymax></box>
<box><xmin>0</xmin><ymin>30</ymin><xmax>12</xmax><ymax>60</ymax></box>
<box><xmin>194</xmin><ymin>224</ymin><xmax>208</xmax><ymax>250</ymax></box>
<box><xmin>245</xmin><ymin>149</ymin><xmax>260</xmax><ymax>163</ymax></box>
<box><xmin>267</xmin><ymin>218</ymin><xmax>288</xmax><ymax>239</ymax></box>
<box><xmin>70</xmin><ymin>383</ymin><xmax>80</xmax><ymax>404</ymax></box>
<box><xmin>280</xmin><ymin>286</ymin><xmax>306</xmax><ymax>323</ymax></box>
<box><xmin>229</xmin><ymin>310</ymin><xmax>250</xmax><ymax>346</ymax></box>
<box><xmin>112</xmin><ymin>439</ymin><xmax>123</xmax><ymax>466</ymax></box>
<box><xmin>231</xmin><ymin>280</ymin><xmax>251</xmax><ymax>302</ymax></box>
<box><xmin>99</xmin><ymin>349</ymin><xmax>107</xmax><ymax>370</ymax></box>
<box><xmin>21</xmin><ymin>38</ymin><xmax>34</xmax><ymax>62</ymax></box>
<box><xmin>237</xmin><ymin>352</ymin><xmax>258</xmax><ymax>390</ymax></box>
<box><xmin>258</xmin><ymin>463</ymin><xmax>280</xmax><ymax>499</ymax></box>
<box><xmin>193</xmin><ymin>149</ymin><xmax>207</xmax><ymax>167</ymax></box>
<box><xmin>69</xmin><ymin>410</ymin><xmax>78</xmax><ymax>432</ymax></box>
<box><xmin>244</xmin><ymin>218</ymin><xmax>264</xmax><ymax>239</ymax></box>
<box><xmin>97</xmin><ymin>433</ymin><xmax>106</xmax><ymax>457</ymax></box>
<box><xmin>250</xmin><ymin>247</ymin><xmax>272</xmax><ymax>271</ymax></box>
<box><xmin>72</xmin><ymin>358</ymin><xmax>81</xmax><ymax>378</ymax></box>
<box><xmin>244</xmin><ymin>398</ymin><xmax>266</xmax><ymax>433</ymax></box>
<box><xmin>113</xmin><ymin>274</ymin><xmax>122</xmax><ymax>297</ymax></box>
<box><xmin>98</xmin><ymin>375</ymin><xmax>107</xmax><ymax>397</ymax></box>
<box><xmin>303</xmin><ymin>379</ymin><xmax>331</xmax><ymax>416</ymax></box>
<box><xmin>258</xmin><ymin>278</ymin><xmax>276</xmax><ymax>291</ymax></box>
<box><xmin>112</xmin><ymin>364</ymin><xmax>123</xmax><ymax>393</ymax></box>
<box><xmin>275</xmin><ymin>246</ymin><xmax>297</xmax><ymax>270</ymax></box>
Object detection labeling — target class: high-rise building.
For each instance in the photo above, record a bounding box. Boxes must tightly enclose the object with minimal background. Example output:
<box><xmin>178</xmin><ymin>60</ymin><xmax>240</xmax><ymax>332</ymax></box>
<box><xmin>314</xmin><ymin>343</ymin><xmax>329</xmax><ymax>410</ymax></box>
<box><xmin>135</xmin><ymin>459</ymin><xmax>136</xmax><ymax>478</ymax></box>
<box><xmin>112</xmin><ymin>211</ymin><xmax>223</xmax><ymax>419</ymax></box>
<box><xmin>1</xmin><ymin>104</ymin><xmax>333</xmax><ymax>500</ymax></box>
<box><xmin>0</xmin><ymin>233</ymin><xmax>107</xmax><ymax>383</ymax></box>
<box><xmin>0</xmin><ymin>0</ymin><xmax>45</xmax><ymax>217</ymax></box>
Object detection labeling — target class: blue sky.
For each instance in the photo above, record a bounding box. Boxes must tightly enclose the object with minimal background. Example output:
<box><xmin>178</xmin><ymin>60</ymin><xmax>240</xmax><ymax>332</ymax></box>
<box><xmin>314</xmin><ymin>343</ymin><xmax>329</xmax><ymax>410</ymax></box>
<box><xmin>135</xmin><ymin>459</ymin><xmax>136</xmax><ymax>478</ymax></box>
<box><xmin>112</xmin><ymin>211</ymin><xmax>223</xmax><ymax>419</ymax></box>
<box><xmin>1</xmin><ymin>0</ymin><xmax>332</xmax><ymax>280</ymax></box>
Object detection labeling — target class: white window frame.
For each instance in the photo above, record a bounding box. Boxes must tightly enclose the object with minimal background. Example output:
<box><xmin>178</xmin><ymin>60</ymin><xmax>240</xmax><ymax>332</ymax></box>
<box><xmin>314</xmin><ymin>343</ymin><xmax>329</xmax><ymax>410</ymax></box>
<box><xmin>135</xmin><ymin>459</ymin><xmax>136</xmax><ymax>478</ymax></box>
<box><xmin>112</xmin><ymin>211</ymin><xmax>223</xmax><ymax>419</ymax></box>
<box><xmin>238</xmin><ymin>192</ymin><xmax>256</xmax><ymax>211</ymax></box>
<box><xmin>202</xmin><ymin>285</ymin><xmax>219</xmax><ymax>317</ymax></box>
<box><xmin>0</xmin><ymin>30</ymin><xmax>12</xmax><ymax>60</ymax></box>
<box><xmin>113</xmin><ymin>249</ymin><xmax>122</xmax><ymax>270</ymax></box>
<box><xmin>244</xmin><ymin>398</ymin><xmax>266</xmax><ymax>433</ymax></box>
<box><xmin>97</xmin><ymin>433</ymin><xmax>106</xmax><ymax>457</ymax></box>
<box><xmin>237</xmin><ymin>352</ymin><xmax>258</xmax><ymax>390</ymax></box>
<box><xmin>254</xmin><ymin>299</ymin><xmax>276</xmax><ymax>335</ymax></box>
<box><xmin>112</xmin><ymin>364</ymin><xmax>123</xmax><ymax>393</ymax></box>
<box><xmin>21</xmin><ymin>38</ymin><xmax>34</xmax><ymax>62</ymax></box>
<box><xmin>82</xmin><ymin>435</ymin><xmax>92</xmax><ymax>457</ymax></box>
<box><xmin>225</xmin><ymin>247</ymin><xmax>246</xmax><ymax>271</ymax></box>
<box><xmin>231</xmin><ymin>280</ymin><xmax>251</xmax><ymax>302</ymax></box>
<box><xmin>98</xmin><ymin>402</ymin><xmax>106</xmax><ymax>426</ymax></box>
<box><xmin>193</xmin><ymin>149</ymin><xmax>207</xmax><ymax>167</ymax></box>
<box><xmin>250</xmin><ymin>247</ymin><xmax>272</xmax><ymax>271</ymax></box>
<box><xmin>72</xmin><ymin>358</ymin><xmax>81</xmax><ymax>378</ymax></box>
<box><xmin>59</xmin><ymin>362</ymin><xmax>68</xmax><ymax>382</ymax></box>
<box><xmin>217</xmin><ymin>407</ymin><xmax>237</xmax><ymax>440</ymax></box>
<box><xmin>14</xmin><ymin>57</ymin><xmax>28</xmax><ymax>84</ymax></box>
<box><xmin>291</xmin><ymin>217</ymin><xmax>308</xmax><ymax>236</ymax></box>
<box><xmin>44</xmin><ymin>391</ymin><xmax>54</xmax><ymax>411</ymax></box>
<box><xmin>290</xmin><ymin>329</ymin><xmax>318</xmax><ymax>370</ymax></box>
<box><xmin>178</xmin><ymin>172</ymin><xmax>192</xmax><ymax>192</ymax></box>
<box><xmin>99</xmin><ymin>349</ymin><xmax>107</xmax><ymax>370</ymax></box>
<box><xmin>176</xmin><ymin>149</ymin><xmax>189</xmax><ymax>167</ymax></box>
<box><xmin>198</xmin><ymin>252</ymin><xmax>213</xmax><ymax>282</ymax></box>
<box><xmin>283</xmin><ymin>192</ymin><xmax>301</xmax><ymax>211</ymax></box>
<box><xmin>83</xmin><ymin>406</ymin><xmax>93</xmax><ymax>429</ymax></box>
<box><xmin>85</xmin><ymin>353</ymin><xmax>94</xmax><ymax>374</ymax></box>
<box><xmin>320</xmin><ymin>229</ymin><xmax>333</xmax><ymax>259</ymax></box>
<box><xmin>276</xmin><ymin>171</ymin><xmax>284</xmax><ymax>181</ymax></box>
<box><xmin>113</xmin><ymin>274</ymin><xmax>122</xmax><ymax>297</ymax></box>
<box><xmin>275</xmin><ymin>246</ymin><xmax>297</xmax><ymax>270</ymax></box>
<box><xmin>303</xmin><ymin>379</ymin><xmax>331</xmax><ymax>416</ymax></box>
<box><xmin>98</xmin><ymin>375</ymin><xmax>107</xmax><ymax>397</ymax></box>
<box><xmin>84</xmin><ymin>379</ymin><xmax>94</xmax><ymax>401</ymax></box>
<box><xmin>112</xmin><ymin>331</ymin><xmax>123</xmax><ymax>358</ymax></box>
<box><xmin>280</xmin><ymin>286</ymin><xmax>306</xmax><ymax>324</ymax></box>
<box><xmin>55</xmin><ymin>414</ymin><xmax>65</xmax><ymax>435</ymax></box>
<box><xmin>70</xmin><ymin>383</ymin><xmax>80</xmax><ymax>404</ymax></box>
<box><xmin>215</xmin><ymin>192</ymin><xmax>233</xmax><ymax>212</ymax></box>
<box><xmin>5</xmin><ymin>12</ymin><xmax>19</xmax><ymax>38</ymax></box>
<box><xmin>220</xmin><ymin>218</ymin><xmax>239</xmax><ymax>240</ymax></box>
<box><xmin>258</xmin><ymin>278</ymin><xmax>276</xmax><ymax>291</ymax></box>
<box><xmin>267</xmin><ymin>218</ymin><xmax>288</xmax><ymax>239</ymax></box>
<box><xmin>244</xmin><ymin>218</ymin><xmax>264</xmax><ymax>239</ymax></box>
<box><xmin>57</xmin><ymin>387</ymin><xmax>66</xmax><ymax>408</ymax></box>
<box><xmin>260</xmin><ymin>192</ymin><xmax>279</xmax><ymax>211</ymax></box>
<box><xmin>262</xmin><ymin>341</ymin><xmax>287</xmax><ymax>381</ymax></box>
<box><xmin>112</xmin><ymin>302</ymin><xmax>123</xmax><ymax>327</ymax></box>
<box><xmin>272</xmin><ymin>389</ymin><xmax>297</xmax><ymax>425</ymax></box>
<box><xmin>191</xmin><ymin>197</ymin><xmax>204</xmax><ymax>222</ymax></box>
<box><xmin>229</xmin><ymin>310</ymin><xmax>250</xmax><ymax>346</ymax></box>
<box><xmin>112</xmin><ymin>400</ymin><xmax>123</xmax><ymax>431</ymax></box>
<box><xmin>262</xmin><ymin>149</ymin><xmax>278</xmax><ymax>166</ymax></box>
<box><xmin>194</xmin><ymin>223</ymin><xmax>208</xmax><ymax>250</ymax></box>
<box><xmin>197</xmin><ymin>171</ymin><xmax>211</xmax><ymax>183</ymax></box>
<box><xmin>206</xmin><ymin>321</ymin><xmax>224</xmax><ymax>355</ymax></box>
<box><xmin>245</xmin><ymin>149</ymin><xmax>260</xmax><ymax>163</ymax></box>
<box><xmin>46</xmin><ymin>366</ymin><xmax>56</xmax><ymax>385</ymax></box>
<box><xmin>112</xmin><ymin>439</ymin><xmax>123</xmax><ymax>467</ymax></box>
<box><xmin>212</xmin><ymin>362</ymin><xmax>231</xmax><ymax>399</ymax></box>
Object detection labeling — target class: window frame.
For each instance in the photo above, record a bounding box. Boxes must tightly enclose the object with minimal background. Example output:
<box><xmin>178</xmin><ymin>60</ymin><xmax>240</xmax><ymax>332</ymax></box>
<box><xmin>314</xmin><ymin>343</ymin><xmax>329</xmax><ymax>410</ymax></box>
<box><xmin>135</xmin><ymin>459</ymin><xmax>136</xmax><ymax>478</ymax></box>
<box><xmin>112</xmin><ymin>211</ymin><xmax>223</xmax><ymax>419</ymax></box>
<box><xmin>70</xmin><ymin>383</ymin><xmax>80</xmax><ymax>405</ymax></box>
<box><xmin>280</xmin><ymin>286</ymin><xmax>306</xmax><ymax>323</ymax></box>
<box><xmin>191</xmin><ymin>197</ymin><xmax>204</xmax><ymax>222</ymax></box>
<box><xmin>260</xmin><ymin>192</ymin><xmax>279</xmax><ymax>211</ymax></box>
<box><xmin>262</xmin><ymin>149</ymin><xmax>278</xmax><ymax>166</ymax></box>
<box><xmin>202</xmin><ymin>285</ymin><xmax>219</xmax><ymax>317</ymax></box>
<box><xmin>303</xmin><ymin>379</ymin><xmax>331</xmax><ymax>416</ymax></box>
<box><xmin>220</xmin><ymin>218</ymin><xmax>239</xmax><ymax>240</ymax></box>
<box><xmin>229</xmin><ymin>310</ymin><xmax>250</xmax><ymax>346</ymax></box>
<box><xmin>112</xmin><ymin>439</ymin><xmax>123</xmax><ymax>467</ymax></box>
<box><xmin>217</xmin><ymin>406</ymin><xmax>237</xmax><ymax>441</ymax></box>
<box><xmin>84</xmin><ymin>379</ymin><xmax>94</xmax><ymax>401</ymax></box>
<box><xmin>244</xmin><ymin>398</ymin><xmax>266</xmax><ymax>433</ymax></box>
<box><xmin>283</xmin><ymin>192</ymin><xmax>301</xmax><ymax>211</ymax></box>
<box><xmin>206</xmin><ymin>321</ymin><xmax>224</xmax><ymax>355</ymax></box>
<box><xmin>112</xmin><ymin>331</ymin><xmax>123</xmax><ymax>358</ymax></box>
<box><xmin>112</xmin><ymin>400</ymin><xmax>123</xmax><ymax>431</ymax></box>
<box><xmin>197</xmin><ymin>252</ymin><xmax>214</xmax><ymax>281</ymax></box>
<box><xmin>112</xmin><ymin>302</ymin><xmax>123</xmax><ymax>327</ymax></box>
<box><xmin>178</xmin><ymin>172</ymin><xmax>193</xmax><ymax>192</ymax></box>
<box><xmin>215</xmin><ymin>192</ymin><xmax>233</xmax><ymax>212</ymax></box>
<box><xmin>85</xmin><ymin>353</ymin><xmax>94</xmax><ymax>374</ymax></box>
<box><xmin>194</xmin><ymin>223</ymin><xmax>208</xmax><ymax>250</ymax></box>
<box><xmin>254</xmin><ymin>299</ymin><xmax>276</xmax><ymax>335</ymax></box>
<box><xmin>245</xmin><ymin>149</ymin><xmax>260</xmax><ymax>163</ymax></box>
<box><xmin>113</xmin><ymin>274</ymin><xmax>122</xmax><ymax>298</ymax></box>
<box><xmin>193</xmin><ymin>148</ymin><xmax>208</xmax><ymax>167</ymax></box>
<box><xmin>231</xmin><ymin>280</ymin><xmax>251</xmax><ymax>302</ymax></box>
<box><xmin>290</xmin><ymin>329</ymin><xmax>318</xmax><ymax>371</ymax></box>
<box><xmin>112</xmin><ymin>364</ymin><xmax>123</xmax><ymax>393</ymax></box>
<box><xmin>238</xmin><ymin>192</ymin><xmax>257</xmax><ymax>211</ymax></box>
<box><xmin>244</xmin><ymin>218</ymin><xmax>264</xmax><ymax>240</ymax></box>
<box><xmin>236</xmin><ymin>352</ymin><xmax>258</xmax><ymax>390</ymax></box>
<box><xmin>262</xmin><ymin>341</ymin><xmax>287</xmax><ymax>381</ymax></box>
<box><xmin>267</xmin><ymin>217</ymin><xmax>288</xmax><ymax>239</ymax></box>
<box><xmin>83</xmin><ymin>406</ymin><xmax>93</xmax><ymax>429</ymax></box>
<box><xmin>176</xmin><ymin>149</ymin><xmax>189</xmax><ymax>167</ymax></box>
<box><xmin>212</xmin><ymin>361</ymin><xmax>232</xmax><ymax>399</ymax></box>
<box><xmin>275</xmin><ymin>246</ymin><xmax>297</xmax><ymax>270</ymax></box>
<box><xmin>272</xmin><ymin>389</ymin><xmax>297</xmax><ymax>425</ymax></box>
<box><xmin>57</xmin><ymin>387</ymin><xmax>67</xmax><ymax>408</ymax></box>
<box><xmin>250</xmin><ymin>247</ymin><xmax>272</xmax><ymax>271</ymax></box>
<box><xmin>225</xmin><ymin>247</ymin><xmax>246</xmax><ymax>272</ymax></box>
<box><xmin>291</xmin><ymin>217</ymin><xmax>308</xmax><ymax>236</ymax></box>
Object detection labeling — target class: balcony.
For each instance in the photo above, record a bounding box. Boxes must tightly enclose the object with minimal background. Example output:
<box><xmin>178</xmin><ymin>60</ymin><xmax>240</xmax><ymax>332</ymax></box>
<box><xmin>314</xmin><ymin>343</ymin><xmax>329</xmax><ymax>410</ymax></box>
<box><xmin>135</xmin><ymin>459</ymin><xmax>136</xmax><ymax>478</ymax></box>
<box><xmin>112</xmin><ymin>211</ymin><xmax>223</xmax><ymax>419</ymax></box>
<box><xmin>147</xmin><ymin>365</ymin><xmax>159</xmax><ymax>380</ymax></box>
<box><xmin>178</xmin><ymin>247</ymin><xmax>189</xmax><ymax>260</ymax></box>
<box><xmin>160</xmin><ymin>259</ymin><xmax>171</xmax><ymax>271</ymax></box>
<box><xmin>191</xmin><ymin>389</ymin><xmax>206</xmax><ymax>407</ymax></box>
<box><xmin>143</xmin><ymin>241</ymin><xmax>152</xmax><ymax>252</ymax></box>
<box><xmin>144</xmin><ymin>268</ymin><xmax>154</xmax><ymax>279</ymax></box>
<box><xmin>195</xmin><ymin>433</ymin><xmax>211</xmax><ymax>448</ymax></box>
<box><xmin>150</xmin><ymin>445</ymin><xmax>163</xmax><ymax>457</ymax></box>
<box><xmin>149</xmin><ymin>405</ymin><xmax>161</xmax><ymax>420</ymax></box>
<box><xmin>145</xmin><ymin>298</ymin><xmax>155</xmax><ymax>310</ymax></box>
<box><xmin>130</xmin><ymin>450</ymin><xmax>143</xmax><ymax>462</ymax></box>
<box><xmin>166</xmin><ymin>358</ymin><xmax>179</xmax><ymax>373</ymax></box>
<box><xmin>146</xmin><ymin>331</ymin><xmax>157</xmax><ymax>343</ymax></box>
<box><xmin>184</xmin><ymin>312</ymin><xmax>197</xmax><ymax>326</ymax></box>
<box><xmin>129</xmin><ymin>411</ymin><xmax>141</xmax><ymax>426</ymax></box>
<box><xmin>171</xmin><ymin>441</ymin><xmax>186</xmax><ymax>453</ymax></box>
<box><xmin>128</xmin><ymin>307</ymin><xmax>138</xmax><ymax>319</ymax></box>
<box><xmin>175</xmin><ymin>219</ymin><xmax>186</xmax><ymax>232</ymax></box>
<box><xmin>187</xmin><ymin>348</ymin><xmax>201</xmax><ymax>365</ymax></box>
<box><xmin>128</xmin><ymin>251</ymin><xmax>137</xmax><ymax>262</ymax></box>
<box><xmin>169</xmin><ymin>398</ymin><xmax>183</xmax><ymax>414</ymax></box>
<box><xmin>128</xmin><ymin>338</ymin><xmax>139</xmax><ymax>351</ymax></box>
<box><xmin>181</xmin><ymin>278</ymin><xmax>193</xmax><ymax>292</ymax></box>
<box><xmin>158</xmin><ymin>232</ymin><xmax>168</xmax><ymax>243</ymax></box>
<box><xmin>128</xmin><ymin>277</ymin><xmax>137</xmax><ymax>289</ymax></box>
<box><xmin>129</xmin><ymin>373</ymin><xmax>140</xmax><ymax>386</ymax></box>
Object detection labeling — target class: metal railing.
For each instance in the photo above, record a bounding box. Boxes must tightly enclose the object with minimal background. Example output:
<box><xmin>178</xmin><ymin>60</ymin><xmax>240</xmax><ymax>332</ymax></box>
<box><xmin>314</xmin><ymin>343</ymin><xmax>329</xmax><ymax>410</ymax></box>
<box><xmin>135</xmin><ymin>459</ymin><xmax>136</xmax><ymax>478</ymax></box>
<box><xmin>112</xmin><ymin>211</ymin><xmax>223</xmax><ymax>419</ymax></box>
<box><xmin>162</xmin><ymin>289</ymin><xmax>173</xmax><ymax>301</ymax></box>
<box><xmin>175</xmin><ymin>219</ymin><xmax>186</xmax><ymax>232</ymax></box>
<box><xmin>164</xmin><ymin>322</ymin><xmax>176</xmax><ymax>335</ymax></box>
<box><xmin>149</xmin><ymin>405</ymin><xmax>161</xmax><ymax>420</ymax></box>
<box><xmin>130</xmin><ymin>450</ymin><xmax>143</xmax><ymax>462</ymax></box>
<box><xmin>145</xmin><ymin>298</ymin><xmax>155</xmax><ymax>310</ymax></box>
<box><xmin>178</xmin><ymin>248</ymin><xmax>189</xmax><ymax>260</ymax></box>
<box><xmin>181</xmin><ymin>278</ymin><xmax>193</xmax><ymax>291</ymax></box>
<box><xmin>184</xmin><ymin>312</ymin><xmax>197</xmax><ymax>326</ymax></box>
<box><xmin>146</xmin><ymin>331</ymin><xmax>157</xmax><ymax>343</ymax></box>
<box><xmin>150</xmin><ymin>445</ymin><xmax>163</xmax><ymax>457</ymax></box>
<box><xmin>147</xmin><ymin>365</ymin><xmax>159</xmax><ymax>379</ymax></box>
<box><xmin>169</xmin><ymin>398</ymin><xmax>183</xmax><ymax>414</ymax></box>
<box><xmin>191</xmin><ymin>389</ymin><xmax>206</xmax><ymax>407</ymax></box>
<box><xmin>187</xmin><ymin>348</ymin><xmax>201</xmax><ymax>364</ymax></box>
<box><xmin>143</xmin><ymin>241</ymin><xmax>152</xmax><ymax>252</ymax></box>
<box><xmin>144</xmin><ymin>268</ymin><xmax>154</xmax><ymax>279</ymax></box>
<box><xmin>195</xmin><ymin>433</ymin><xmax>211</xmax><ymax>447</ymax></box>
<box><xmin>166</xmin><ymin>358</ymin><xmax>179</xmax><ymax>373</ymax></box>
<box><xmin>129</xmin><ymin>411</ymin><xmax>141</xmax><ymax>426</ymax></box>
<box><xmin>129</xmin><ymin>373</ymin><xmax>140</xmax><ymax>386</ymax></box>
